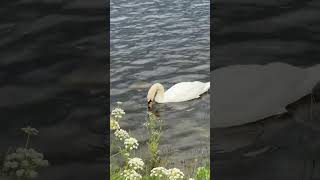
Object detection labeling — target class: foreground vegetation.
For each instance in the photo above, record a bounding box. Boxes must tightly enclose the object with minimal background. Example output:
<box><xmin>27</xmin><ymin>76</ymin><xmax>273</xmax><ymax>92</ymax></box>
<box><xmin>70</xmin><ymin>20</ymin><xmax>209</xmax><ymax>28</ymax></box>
<box><xmin>0</xmin><ymin>127</ymin><xmax>49</xmax><ymax>179</ymax></box>
<box><xmin>110</xmin><ymin>102</ymin><xmax>210</xmax><ymax>180</ymax></box>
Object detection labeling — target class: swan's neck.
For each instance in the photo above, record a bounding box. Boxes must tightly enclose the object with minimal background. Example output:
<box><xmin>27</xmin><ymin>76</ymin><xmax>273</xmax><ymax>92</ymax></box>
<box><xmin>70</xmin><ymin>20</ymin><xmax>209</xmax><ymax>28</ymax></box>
<box><xmin>153</xmin><ymin>83</ymin><xmax>165</xmax><ymax>103</ymax></box>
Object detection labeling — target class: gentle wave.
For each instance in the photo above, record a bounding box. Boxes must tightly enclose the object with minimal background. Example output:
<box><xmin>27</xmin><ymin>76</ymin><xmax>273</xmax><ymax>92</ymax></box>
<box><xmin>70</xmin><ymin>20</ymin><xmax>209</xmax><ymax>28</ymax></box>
<box><xmin>111</xmin><ymin>0</ymin><xmax>210</xmax><ymax>161</ymax></box>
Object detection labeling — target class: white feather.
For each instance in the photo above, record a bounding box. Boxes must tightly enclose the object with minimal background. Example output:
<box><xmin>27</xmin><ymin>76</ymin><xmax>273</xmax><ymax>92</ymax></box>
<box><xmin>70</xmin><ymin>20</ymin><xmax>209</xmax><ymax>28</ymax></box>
<box><xmin>156</xmin><ymin>81</ymin><xmax>210</xmax><ymax>103</ymax></box>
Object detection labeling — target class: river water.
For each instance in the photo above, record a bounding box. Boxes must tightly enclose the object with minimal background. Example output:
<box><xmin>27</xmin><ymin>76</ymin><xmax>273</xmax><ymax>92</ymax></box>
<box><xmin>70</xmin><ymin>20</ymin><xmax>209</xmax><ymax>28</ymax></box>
<box><xmin>0</xmin><ymin>0</ymin><xmax>108</xmax><ymax>179</ymax></box>
<box><xmin>110</xmin><ymin>0</ymin><xmax>210</xmax><ymax>169</ymax></box>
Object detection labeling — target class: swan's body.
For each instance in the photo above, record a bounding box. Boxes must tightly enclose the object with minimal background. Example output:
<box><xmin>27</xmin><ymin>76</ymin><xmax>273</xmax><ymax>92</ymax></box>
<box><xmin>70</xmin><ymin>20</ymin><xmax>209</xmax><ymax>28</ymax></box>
<box><xmin>147</xmin><ymin>81</ymin><xmax>210</xmax><ymax>108</ymax></box>
<box><xmin>212</xmin><ymin>63</ymin><xmax>320</xmax><ymax>128</ymax></box>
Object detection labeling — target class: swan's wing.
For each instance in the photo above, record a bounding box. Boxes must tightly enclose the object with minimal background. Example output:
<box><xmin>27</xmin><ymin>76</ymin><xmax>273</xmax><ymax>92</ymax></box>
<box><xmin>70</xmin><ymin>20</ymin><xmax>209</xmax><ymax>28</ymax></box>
<box><xmin>164</xmin><ymin>81</ymin><xmax>210</xmax><ymax>102</ymax></box>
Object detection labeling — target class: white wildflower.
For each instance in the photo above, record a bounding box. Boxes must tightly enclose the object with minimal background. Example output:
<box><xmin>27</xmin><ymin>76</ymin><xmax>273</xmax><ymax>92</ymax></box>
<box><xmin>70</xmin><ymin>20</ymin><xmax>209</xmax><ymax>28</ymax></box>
<box><xmin>16</xmin><ymin>148</ymin><xmax>25</xmax><ymax>153</ymax></box>
<box><xmin>124</xmin><ymin>137</ymin><xmax>139</xmax><ymax>150</ymax></box>
<box><xmin>21</xmin><ymin>126</ymin><xmax>39</xmax><ymax>135</ymax></box>
<box><xmin>33</xmin><ymin>158</ymin><xmax>44</xmax><ymax>166</ymax></box>
<box><xmin>3</xmin><ymin>147</ymin><xmax>49</xmax><ymax>178</ymax></box>
<box><xmin>110</xmin><ymin>119</ymin><xmax>120</xmax><ymax>130</ymax></box>
<box><xmin>27</xmin><ymin>170</ymin><xmax>38</xmax><ymax>179</ymax></box>
<box><xmin>15</xmin><ymin>152</ymin><xmax>25</xmax><ymax>160</ymax></box>
<box><xmin>143</xmin><ymin>122</ymin><xmax>149</xmax><ymax>127</ymax></box>
<box><xmin>189</xmin><ymin>178</ymin><xmax>195</xmax><ymax>180</ymax></box>
<box><xmin>10</xmin><ymin>153</ymin><xmax>18</xmax><ymax>159</ymax></box>
<box><xmin>21</xmin><ymin>160</ymin><xmax>29</xmax><ymax>167</ymax></box>
<box><xmin>116</xmin><ymin>101</ymin><xmax>123</xmax><ymax>105</ymax></box>
<box><xmin>28</xmin><ymin>148</ymin><xmax>42</xmax><ymax>159</ymax></box>
<box><xmin>4</xmin><ymin>161</ymin><xmax>18</xmax><ymax>169</ymax></box>
<box><xmin>5</xmin><ymin>154</ymin><xmax>14</xmax><ymax>160</ymax></box>
<box><xmin>16</xmin><ymin>169</ymin><xmax>25</xmax><ymax>177</ymax></box>
<box><xmin>111</xmin><ymin>107</ymin><xmax>125</xmax><ymax>119</ymax></box>
<box><xmin>167</xmin><ymin>168</ymin><xmax>184</xmax><ymax>180</ymax></box>
<box><xmin>128</xmin><ymin>158</ymin><xmax>144</xmax><ymax>170</ymax></box>
<box><xmin>114</xmin><ymin>129</ymin><xmax>130</xmax><ymax>141</ymax></box>
<box><xmin>150</xmin><ymin>167</ymin><xmax>169</xmax><ymax>177</ymax></box>
<box><xmin>3</xmin><ymin>161</ymin><xmax>11</xmax><ymax>168</ymax></box>
<box><xmin>3</xmin><ymin>161</ymin><xmax>11</xmax><ymax>169</ymax></box>
<box><xmin>120</xmin><ymin>169</ymin><xmax>142</xmax><ymax>180</ymax></box>
<box><xmin>11</xmin><ymin>161</ymin><xmax>19</xmax><ymax>168</ymax></box>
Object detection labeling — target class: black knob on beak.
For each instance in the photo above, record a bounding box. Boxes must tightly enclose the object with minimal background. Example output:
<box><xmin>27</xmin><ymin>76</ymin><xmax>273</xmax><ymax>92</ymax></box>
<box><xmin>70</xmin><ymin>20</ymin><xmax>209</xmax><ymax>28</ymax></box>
<box><xmin>147</xmin><ymin>100</ymin><xmax>153</xmax><ymax>111</ymax></box>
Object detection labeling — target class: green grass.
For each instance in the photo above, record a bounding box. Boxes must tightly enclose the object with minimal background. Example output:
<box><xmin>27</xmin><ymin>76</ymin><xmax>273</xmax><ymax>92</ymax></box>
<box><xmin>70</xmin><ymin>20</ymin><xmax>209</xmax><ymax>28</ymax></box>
<box><xmin>145</xmin><ymin>112</ymin><xmax>162</xmax><ymax>171</ymax></box>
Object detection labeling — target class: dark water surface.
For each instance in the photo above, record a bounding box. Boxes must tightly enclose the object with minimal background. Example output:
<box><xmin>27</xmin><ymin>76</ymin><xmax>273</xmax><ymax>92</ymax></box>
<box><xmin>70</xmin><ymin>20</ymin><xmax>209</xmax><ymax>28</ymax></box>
<box><xmin>1</xmin><ymin>0</ymin><xmax>107</xmax><ymax>179</ymax></box>
<box><xmin>212</xmin><ymin>0</ymin><xmax>320</xmax><ymax>179</ymax></box>
<box><xmin>110</xmin><ymin>0</ymin><xmax>210</xmax><ymax>168</ymax></box>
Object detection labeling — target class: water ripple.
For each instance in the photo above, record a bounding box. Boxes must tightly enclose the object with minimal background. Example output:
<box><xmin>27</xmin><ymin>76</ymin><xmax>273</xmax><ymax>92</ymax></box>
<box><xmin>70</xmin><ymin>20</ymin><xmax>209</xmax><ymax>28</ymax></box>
<box><xmin>111</xmin><ymin>0</ymin><xmax>210</xmax><ymax>161</ymax></box>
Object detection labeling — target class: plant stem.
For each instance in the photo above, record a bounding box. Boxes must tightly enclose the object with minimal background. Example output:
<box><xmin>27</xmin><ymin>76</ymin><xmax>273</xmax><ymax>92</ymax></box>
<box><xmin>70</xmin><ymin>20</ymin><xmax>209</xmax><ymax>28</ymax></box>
<box><xmin>25</xmin><ymin>134</ymin><xmax>30</xmax><ymax>149</ymax></box>
<box><xmin>110</xmin><ymin>152</ymin><xmax>121</xmax><ymax>158</ymax></box>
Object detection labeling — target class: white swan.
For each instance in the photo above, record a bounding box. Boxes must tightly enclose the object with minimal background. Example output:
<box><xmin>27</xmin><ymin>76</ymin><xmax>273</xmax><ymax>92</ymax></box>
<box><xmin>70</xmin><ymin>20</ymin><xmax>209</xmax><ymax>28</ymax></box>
<box><xmin>212</xmin><ymin>62</ymin><xmax>320</xmax><ymax>128</ymax></box>
<box><xmin>147</xmin><ymin>81</ymin><xmax>210</xmax><ymax>109</ymax></box>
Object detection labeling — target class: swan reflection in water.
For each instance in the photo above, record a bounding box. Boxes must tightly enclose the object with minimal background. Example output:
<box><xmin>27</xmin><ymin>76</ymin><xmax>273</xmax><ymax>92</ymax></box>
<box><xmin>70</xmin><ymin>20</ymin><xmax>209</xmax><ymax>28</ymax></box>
<box><xmin>212</xmin><ymin>62</ymin><xmax>320</xmax><ymax>128</ymax></box>
<box><xmin>212</xmin><ymin>63</ymin><xmax>320</xmax><ymax>162</ymax></box>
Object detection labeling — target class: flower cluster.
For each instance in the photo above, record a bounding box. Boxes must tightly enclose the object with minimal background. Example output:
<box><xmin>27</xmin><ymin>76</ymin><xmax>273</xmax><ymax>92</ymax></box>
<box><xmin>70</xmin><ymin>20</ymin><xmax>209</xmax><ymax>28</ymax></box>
<box><xmin>120</xmin><ymin>169</ymin><xmax>142</xmax><ymax>180</ymax></box>
<box><xmin>110</xmin><ymin>104</ymin><xmax>144</xmax><ymax>179</ymax></box>
<box><xmin>21</xmin><ymin>126</ymin><xmax>39</xmax><ymax>136</ymax></box>
<box><xmin>110</xmin><ymin>104</ymin><xmax>137</xmax><ymax>150</ymax></box>
<box><xmin>114</xmin><ymin>129</ymin><xmax>130</xmax><ymax>141</ymax></box>
<box><xmin>111</xmin><ymin>107</ymin><xmax>125</xmax><ymax>119</ymax></box>
<box><xmin>110</xmin><ymin>119</ymin><xmax>120</xmax><ymax>130</ymax></box>
<box><xmin>150</xmin><ymin>167</ymin><xmax>185</xmax><ymax>179</ymax></box>
<box><xmin>116</xmin><ymin>101</ymin><xmax>123</xmax><ymax>105</ymax></box>
<box><xmin>110</xmin><ymin>101</ymin><xmax>209</xmax><ymax>180</ymax></box>
<box><xmin>124</xmin><ymin>137</ymin><xmax>139</xmax><ymax>150</ymax></box>
<box><xmin>2</xmin><ymin>148</ymin><xmax>49</xmax><ymax>179</ymax></box>
<box><xmin>128</xmin><ymin>158</ymin><xmax>144</xmax><ymax>170</ymax></box>
<box><xmin>167</xmin><ymin>168</ymin><xmax>185</xmax><ymax>180</ymax></box>
<box><xmin>150</xmin><ymin>167</ymin><xmax>168</xmax><ymax>177</ymax></box>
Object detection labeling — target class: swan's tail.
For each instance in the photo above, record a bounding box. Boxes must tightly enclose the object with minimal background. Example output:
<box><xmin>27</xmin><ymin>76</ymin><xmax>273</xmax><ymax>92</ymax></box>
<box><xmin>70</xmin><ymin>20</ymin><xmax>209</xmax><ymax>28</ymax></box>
<box><xmin>204</xmin><ymin>82</ymin><xmax>210</xmax><ymax>91</ymax></box>
<box><xmin>306</xmin><ymin>64</ymin><xmax>320</xmax><ymax>90</ymax></box>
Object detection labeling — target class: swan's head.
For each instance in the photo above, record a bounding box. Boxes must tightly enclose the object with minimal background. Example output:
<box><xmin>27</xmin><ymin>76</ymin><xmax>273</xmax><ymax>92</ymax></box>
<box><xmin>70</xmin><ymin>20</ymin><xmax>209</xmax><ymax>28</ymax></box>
<box><xmin>147</xmin><ymin>84</ymin><xmax>159</xmax><ymax>110</ymax></box>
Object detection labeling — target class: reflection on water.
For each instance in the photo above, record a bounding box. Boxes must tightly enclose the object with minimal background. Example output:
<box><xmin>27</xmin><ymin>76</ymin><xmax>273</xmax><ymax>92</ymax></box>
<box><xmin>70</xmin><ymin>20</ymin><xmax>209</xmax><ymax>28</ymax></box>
<box><xmin>212</xmin><ymin>63</ymin><xmax>320</xmax><ymax>128</ymax></box>
<box><xmin>110</xmin><ymin>0</ymin><xmax>210</xmax><ymax>165</ymax></box>
<box><xmin>212</xmin><ymin>63</ymin><xmax>320</xmax><ymax>180</ymax></box>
